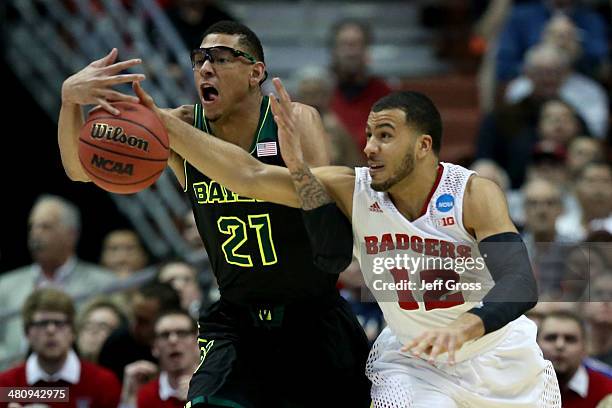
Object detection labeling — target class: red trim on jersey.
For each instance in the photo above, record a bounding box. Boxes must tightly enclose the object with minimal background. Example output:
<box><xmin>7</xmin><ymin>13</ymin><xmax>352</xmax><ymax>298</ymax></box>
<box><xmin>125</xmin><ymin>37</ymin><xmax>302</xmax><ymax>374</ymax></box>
<box><xmin>418</xmin><ymin>164</ymin><xmax>444</xmax><ymax>218</ymax></box>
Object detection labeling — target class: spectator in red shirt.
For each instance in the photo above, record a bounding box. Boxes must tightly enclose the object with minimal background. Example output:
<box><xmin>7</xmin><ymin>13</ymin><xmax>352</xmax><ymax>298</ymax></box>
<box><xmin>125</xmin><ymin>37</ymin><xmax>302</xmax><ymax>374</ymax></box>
<box><xmin>538</xmin><ymin>310</ymin><xmax>612</xmax><ymax>407</ymax></box>
<box><xmin>329</xmin><ymin>19</ymin><xmax>392</xmax><ymax>153</ymax></box>
<box><xmin>0</xmin><ymin>288</ymin><xmax>121</xmax><ymax>408</ymax></box>
<box><xmin>120</xmin><ymin>310</ymin><xmax>200</xmax><ymax>408</ymax></box>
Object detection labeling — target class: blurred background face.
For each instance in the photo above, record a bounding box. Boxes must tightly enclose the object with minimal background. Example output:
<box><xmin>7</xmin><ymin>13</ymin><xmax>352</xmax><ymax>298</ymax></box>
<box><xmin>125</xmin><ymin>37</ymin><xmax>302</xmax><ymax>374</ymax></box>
<box><xmin>542</xmin><ymin>15</ymin><xmax>581</xmax><ymax>63</ymax></box>
<box><xmin>153</xmin><ymin>314</ymin><xmax>199</xmax><ymax>374</ymax></box>
<box><xmin>567</xmin><ymin>138</ymin><xmax>601</xmax><ymax>175</ymax></box>
<box><xmin>538</xmin><ymin>317</ymin><xmax>584</xmax><ymax>379</ymax></box>
<box><xmin>575</xmin><ymin>164</ymin><xmax>612</xmax><ymax>219</ymax></box>
<box><xmin>100</xmin><ymin>230</ymin><xmax>148</xmax><ymax>277</ymax></box>
<box><xmin>332</xmin><ymin>24</ymin><xmax>368</xmax><ymax>78</ymax></box>
<box><xmin>296</xmin><ymin>77</ymin><xmax>331</xmax><ymax>113</ymax></box>
<box><xmin>158</xmin><ymin>263</ymin><xmax>201</xmax><ymax>311</ymax></box>
<box><xmin>582</xmin><ymin>275</ymin><xmax>612</xmax><ymax>326</ymax></box>
<box><xmin>525</xmin><ymin>51</ymin><xmax>567</xmax><ymax>99</ymax></box>
<box><xmin>470</xmin><ymin>160</ymin><xmax>509</xmax><ymax>191</ymax></box>
<box><xmin>130</xmin><ymin>294</ymin><xmax>161</xmax><ymax>346</ymax></box>
<box><xmin>27</xmin><ymin>311</ymin><xmax>74</xmax><ymax>362</ymax></box>
<box><xmin>538</xmin><ymin>100</ymin><xmax>580</xmax><ymax>146</ymax></box>
<box><xmin>524</xmin><ymin>179</ymin><xmax>563</xmax><ymax>235</ymax></box>
<box><xmin>28</xmin><ymin>201</ymin><xmax>76</xmax><ymax>266</ymax></box>
<box><xmin>77</xmin><ymin>307</ymin><xmax>122</xmax><ymax>362</ymax></box>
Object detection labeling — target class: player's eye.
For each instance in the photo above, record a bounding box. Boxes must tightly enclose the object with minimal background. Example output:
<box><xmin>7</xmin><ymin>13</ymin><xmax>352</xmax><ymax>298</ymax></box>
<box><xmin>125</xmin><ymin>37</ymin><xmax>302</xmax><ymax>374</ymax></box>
<box><xmin>380</xmin><ymin>132</ymin><xmax>392</xmax><ymax>140</ymax></box>
<box><xmin>365</xmin><ymin>132</ymin><xmax>372</xmax><ymax>139</ymax></box>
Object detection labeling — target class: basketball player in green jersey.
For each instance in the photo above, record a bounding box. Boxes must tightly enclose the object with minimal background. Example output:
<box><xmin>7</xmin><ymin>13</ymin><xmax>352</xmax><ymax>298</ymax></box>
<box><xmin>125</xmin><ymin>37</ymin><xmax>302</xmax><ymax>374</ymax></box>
<box><xmin>58</xmin><ymin>21</ymin><xmax>371</xmax><ymax>407</ymax></box>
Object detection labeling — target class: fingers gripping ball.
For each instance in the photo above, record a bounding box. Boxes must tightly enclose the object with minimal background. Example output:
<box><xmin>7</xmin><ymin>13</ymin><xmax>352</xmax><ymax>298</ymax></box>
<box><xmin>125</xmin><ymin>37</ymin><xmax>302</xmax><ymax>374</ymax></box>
<box><xmin>79</xmin><ymin>102</ymin><xmax>169</xmax><ymax>194</ymax></box>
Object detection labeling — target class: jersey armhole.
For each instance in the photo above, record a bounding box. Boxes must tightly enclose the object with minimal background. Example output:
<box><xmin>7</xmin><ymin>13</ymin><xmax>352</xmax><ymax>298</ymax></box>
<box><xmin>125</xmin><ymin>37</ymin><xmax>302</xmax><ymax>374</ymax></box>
<box><xmin>459</xmin><ymin>173</ymin><xmax>477</xmax><ymax>240</ymax></box>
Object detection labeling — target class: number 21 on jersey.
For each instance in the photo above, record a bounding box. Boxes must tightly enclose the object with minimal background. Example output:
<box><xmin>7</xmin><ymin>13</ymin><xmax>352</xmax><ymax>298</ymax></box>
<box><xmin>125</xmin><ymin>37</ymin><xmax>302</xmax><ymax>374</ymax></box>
<box><xmin>217</xmin><ymin>214</ymin><xmax>278</xmax><ymax>267</ymax></box>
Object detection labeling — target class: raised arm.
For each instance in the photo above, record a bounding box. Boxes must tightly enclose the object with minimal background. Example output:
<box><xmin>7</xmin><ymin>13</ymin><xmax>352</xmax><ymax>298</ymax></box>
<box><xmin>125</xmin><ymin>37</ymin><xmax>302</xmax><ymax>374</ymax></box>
<box><xmin>58</xmin><ymin>48</ymin><xmax>145</xmax><ymax>182</ymax></box>
<box><xmin>269</xmin><ymin>78</ymin><xmax>355</xmax><ymax>217</ymax></box>
<box><xmin>133</xmin><ymin>81</ymin><xmax>354</xmax><ymax>210</ymax></box>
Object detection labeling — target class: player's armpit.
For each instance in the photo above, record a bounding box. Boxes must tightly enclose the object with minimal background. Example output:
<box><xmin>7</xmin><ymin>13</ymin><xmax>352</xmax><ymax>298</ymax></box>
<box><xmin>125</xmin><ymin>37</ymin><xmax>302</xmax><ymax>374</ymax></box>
<box><xmin>462</xmin><ymin>176</ymin><xmax>517</xmax><ymax>241</ymax></box>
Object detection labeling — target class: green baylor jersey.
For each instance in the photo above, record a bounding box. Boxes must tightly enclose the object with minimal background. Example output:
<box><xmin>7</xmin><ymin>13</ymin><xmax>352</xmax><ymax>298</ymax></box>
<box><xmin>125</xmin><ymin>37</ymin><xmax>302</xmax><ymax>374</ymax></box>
<box><xmin>184</xmin><ymin>96</ymin><xmax>339</xmax><ymax>305</ymax></box>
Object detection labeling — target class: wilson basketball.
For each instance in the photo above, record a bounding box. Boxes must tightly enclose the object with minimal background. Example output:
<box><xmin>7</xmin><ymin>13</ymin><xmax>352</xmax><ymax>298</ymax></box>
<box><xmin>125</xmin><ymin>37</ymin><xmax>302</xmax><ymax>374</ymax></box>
<box><xmin>79</xmin><ymin>102</ymin><xmax>169</xmax><ymax>194</ymax></box>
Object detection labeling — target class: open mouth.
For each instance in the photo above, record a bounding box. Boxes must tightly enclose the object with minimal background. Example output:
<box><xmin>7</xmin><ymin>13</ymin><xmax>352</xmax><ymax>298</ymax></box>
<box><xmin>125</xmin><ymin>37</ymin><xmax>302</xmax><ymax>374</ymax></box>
<box><xmin>369</xmin><ymin>164</ymin><xmax>384</xmax><ymax>172</ymax></box>
<box><xmin>169</xmin><ymin>351</ymin><xmax>182</xmax><ymax>359</ymax></box>
<box><xmin>201</xmin><ymin>85</ymin><xmax>219</xmax><ymax>103</ymax></box>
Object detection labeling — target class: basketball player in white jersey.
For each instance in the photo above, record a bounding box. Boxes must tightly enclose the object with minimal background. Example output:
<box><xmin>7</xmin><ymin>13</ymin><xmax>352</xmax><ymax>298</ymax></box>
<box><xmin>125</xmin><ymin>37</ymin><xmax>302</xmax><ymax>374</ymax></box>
<box><xmin>132</xmin><ymin>79</ymin><xmax>561</xmax><ymax>407</ymax></box>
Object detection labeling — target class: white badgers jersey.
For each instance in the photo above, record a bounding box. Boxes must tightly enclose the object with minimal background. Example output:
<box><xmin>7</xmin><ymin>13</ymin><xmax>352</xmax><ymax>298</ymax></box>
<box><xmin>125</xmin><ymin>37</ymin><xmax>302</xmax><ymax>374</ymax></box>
<box><xmin>353</xmin><ymin>162</ymin><xmax>509</xmax><ymax>362</ymax></box>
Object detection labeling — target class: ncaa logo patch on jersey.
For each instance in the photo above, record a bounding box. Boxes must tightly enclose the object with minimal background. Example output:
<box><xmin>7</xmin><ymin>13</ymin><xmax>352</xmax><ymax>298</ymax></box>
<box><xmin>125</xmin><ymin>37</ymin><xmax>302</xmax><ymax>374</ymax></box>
<box><xmin>435</xmin><ymin>194</ymin><xmax>454</xmax><ymax>213</ymax></box>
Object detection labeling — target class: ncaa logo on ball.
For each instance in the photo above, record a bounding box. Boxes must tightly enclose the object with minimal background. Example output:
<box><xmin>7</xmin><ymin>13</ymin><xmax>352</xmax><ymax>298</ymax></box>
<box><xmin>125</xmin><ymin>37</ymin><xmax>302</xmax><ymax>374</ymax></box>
<box><xmin>436</xmin><ymin>194</ymin><xmax>454</xmax><ymax>212</ymax></box>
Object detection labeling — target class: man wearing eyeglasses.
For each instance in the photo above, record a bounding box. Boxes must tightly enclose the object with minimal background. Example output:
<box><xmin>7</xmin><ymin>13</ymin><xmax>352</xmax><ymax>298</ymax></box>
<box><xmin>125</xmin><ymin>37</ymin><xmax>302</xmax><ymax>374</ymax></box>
<box><xmin>57</xmin><ymin>20</ymin><xmax>370</xmax><ymax>408</ymax></box>
<box><xmin>0</xmin><ymin>288</ymin><xmax>121</xmax><ymax>408</ymax></box>
<box><xmin>120</xmin><ymin>310</ymin><xmax>200</xmax><ymax>408</ymax></box>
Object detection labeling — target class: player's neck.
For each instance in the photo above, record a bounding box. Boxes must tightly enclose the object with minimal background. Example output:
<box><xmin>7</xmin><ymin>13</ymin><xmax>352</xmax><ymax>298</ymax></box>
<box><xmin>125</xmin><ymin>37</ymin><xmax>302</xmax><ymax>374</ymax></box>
<box><xmin>209</xmin><ymin>92</ymin><xmax>263</xmax><ymax>151</ymax></box>
<box><xmin>388</xmin><ymin>158</ymin><xmax>440</xmax><ymax>221</ymax></box>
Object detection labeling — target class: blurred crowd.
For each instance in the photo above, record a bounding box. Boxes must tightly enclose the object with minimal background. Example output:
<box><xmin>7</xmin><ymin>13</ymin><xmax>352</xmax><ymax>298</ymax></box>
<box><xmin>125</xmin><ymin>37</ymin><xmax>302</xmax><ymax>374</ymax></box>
<box><xmin>1</xmin><ymin>0</ymin><xmax>611</xmax><ymax>407</ymax></box>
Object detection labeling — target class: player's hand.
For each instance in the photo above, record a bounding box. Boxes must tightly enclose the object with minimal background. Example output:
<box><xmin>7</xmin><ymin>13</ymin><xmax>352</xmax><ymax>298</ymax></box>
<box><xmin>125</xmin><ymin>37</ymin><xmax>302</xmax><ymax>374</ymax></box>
<box><xmin>122</xmin><ymin>360</ymin><xmax>158</xmax><ymax>400</ymax></box>
<box><xmin>61</xmin><ymin>48</ymin><xmax>145</xmax><ymax>115</ymax></box>
<box><xmin>402</xmin><ymin>327</ymin><xmax>468</xmax><ymax>365</ymax></box>
<box><xmin>269</xmin><ymin>77</ymin><xmax>305</xmax><ymax>169</ymax></box>
<box><xmin>402</xmin><ymin>313</ymin><xmax>485</xmax><ymax>365</ymax></box>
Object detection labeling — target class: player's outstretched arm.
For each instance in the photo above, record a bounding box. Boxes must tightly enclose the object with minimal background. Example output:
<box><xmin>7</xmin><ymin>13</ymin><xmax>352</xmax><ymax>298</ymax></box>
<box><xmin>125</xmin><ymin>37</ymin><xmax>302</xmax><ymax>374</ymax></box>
<box><xmin>58</xmin><ymin>48</ymin><xmax>145</xmax><ymax>182</ymax></box>
<box><xmin>133</xmin><ymin>81</ymin><xmax>304</xmax><ymax>207</ymax></box>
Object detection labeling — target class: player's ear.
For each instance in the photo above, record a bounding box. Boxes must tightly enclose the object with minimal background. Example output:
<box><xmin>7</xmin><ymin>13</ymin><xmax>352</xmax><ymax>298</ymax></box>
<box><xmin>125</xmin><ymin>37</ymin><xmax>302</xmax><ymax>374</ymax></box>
<box><xmin>416</xmin><ymin>134</ymin><xmax>433</xmax><ymax>159</ymax></box>
<box><xmin>250</xmin><ymin>62</ymin><xmax>266</xmax><ymax>86</ymax></box>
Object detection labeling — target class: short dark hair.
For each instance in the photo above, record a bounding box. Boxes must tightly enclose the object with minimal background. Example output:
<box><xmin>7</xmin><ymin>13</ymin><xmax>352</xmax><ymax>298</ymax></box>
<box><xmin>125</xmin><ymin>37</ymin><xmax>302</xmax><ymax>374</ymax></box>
<box><xmin>137</xmin><ymin>281</ymin><xmax>181</xmax><ymax>312</ymax></box>
<box><xmin>154</xmin><ymin>309</ymin><xmax>198</xmax><ymax>335</ymax></box>
<box><xmin>23</xmin><ymin>288</ymin><xmax>75</xmax><ymax>332</ymax></box>
<box><xmin>330</xmin><ymin>18</ymin><xmax>372</xmax><ymax>47</ymax></box>
<box><xmin>372</xmin><ymin>91</ymin><xmax>443</xmax><ymax>154</ymax></box>
<box><xmin>539</xmin><ymin>310</ymin><xmax>586</xmax><ymax>339</ymax></box>
<box><xmin>202</xmin><ymin>21</ymin><xmax>265</xmax><ymax>63</ymax></box>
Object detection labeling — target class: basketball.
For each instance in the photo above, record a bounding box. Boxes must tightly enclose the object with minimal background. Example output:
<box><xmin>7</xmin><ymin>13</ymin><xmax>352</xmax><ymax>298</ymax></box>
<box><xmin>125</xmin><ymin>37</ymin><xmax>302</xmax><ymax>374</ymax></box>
<box><xmin>79</xmin><ymin>102</ymin><xmax>169</xmax><ymax>194</ymax></box>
